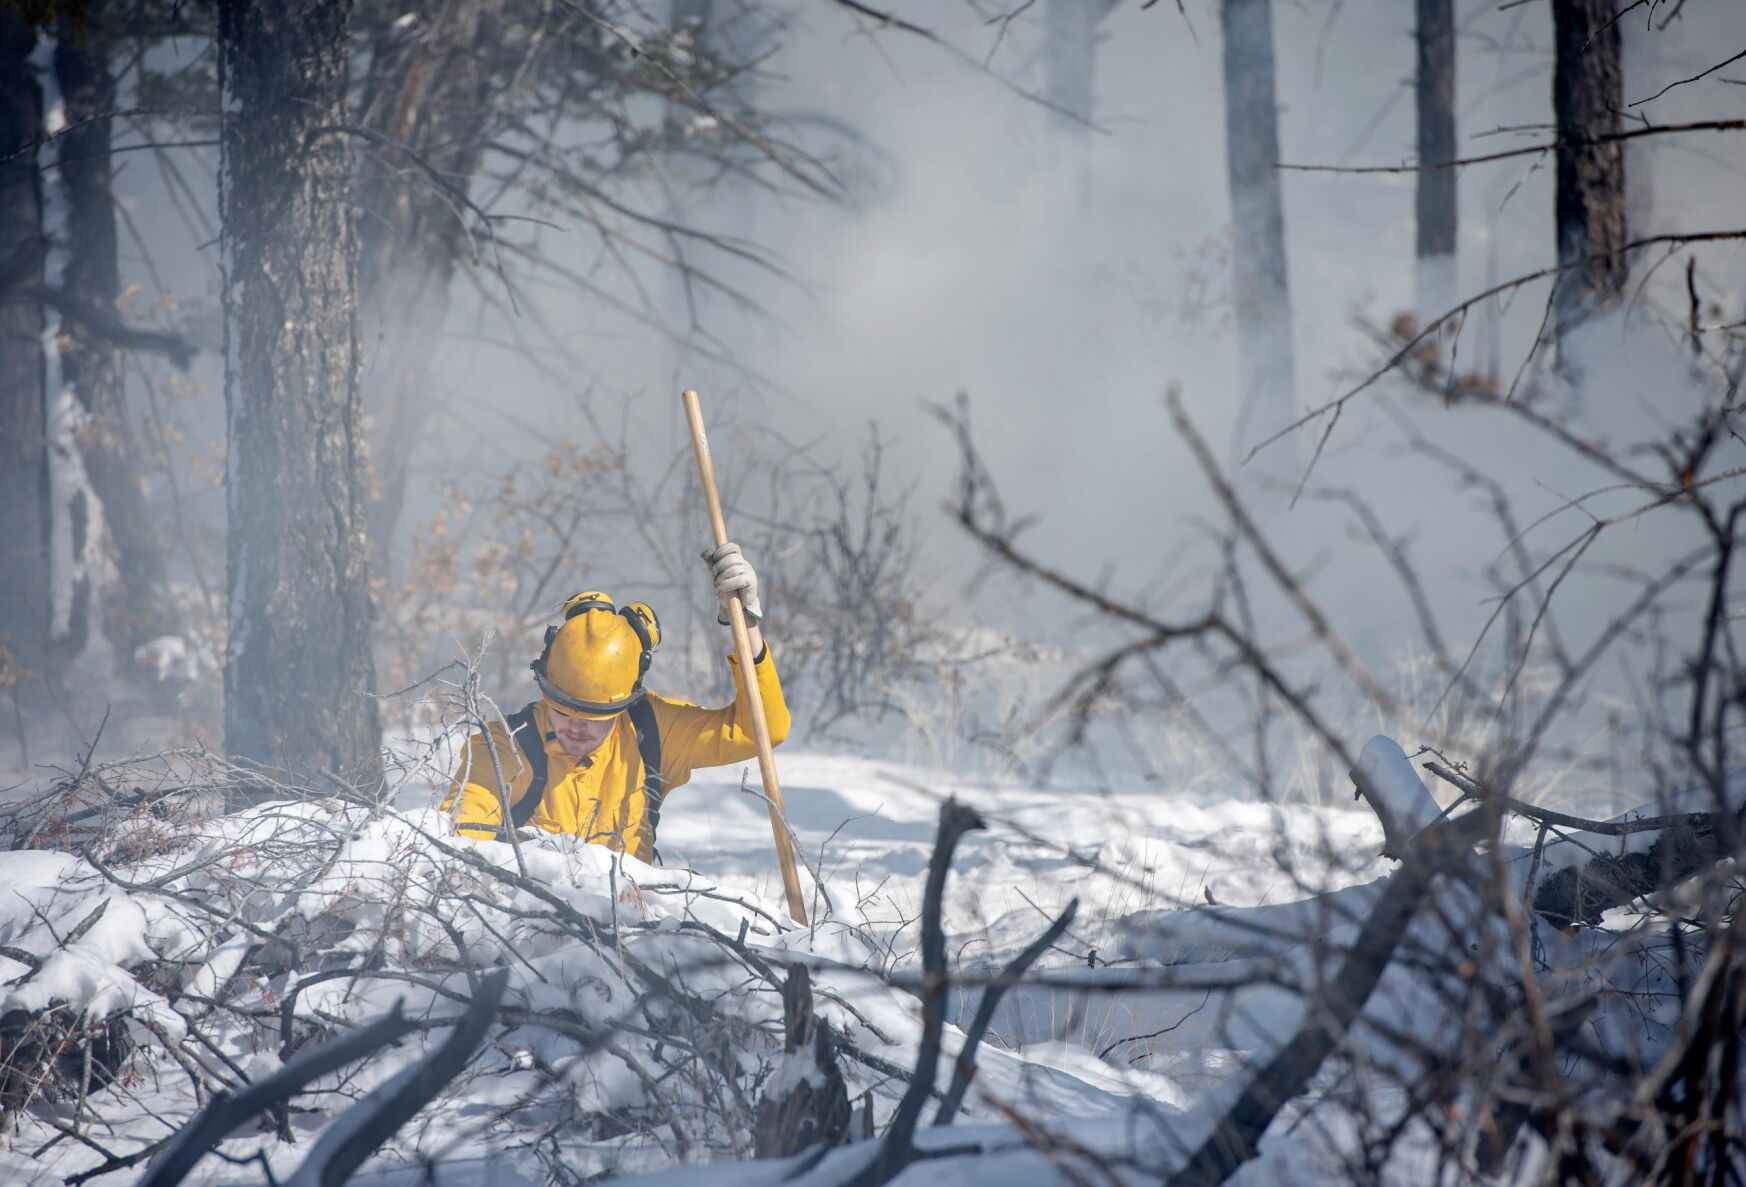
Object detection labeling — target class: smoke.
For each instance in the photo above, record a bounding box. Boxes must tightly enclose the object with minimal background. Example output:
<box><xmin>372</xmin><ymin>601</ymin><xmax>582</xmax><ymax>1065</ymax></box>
<box><xmin>93</xmin><ymin>0</ymin><xmax>1746</xmax><ymax>781</ymax></box>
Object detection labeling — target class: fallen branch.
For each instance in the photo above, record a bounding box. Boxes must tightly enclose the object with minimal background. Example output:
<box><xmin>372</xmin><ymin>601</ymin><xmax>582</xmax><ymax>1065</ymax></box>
<box><xmin>1422</xmin><ymin>760</ymin><xmax>1746</xmax><ymax>928</ymax></box>
<box><xmin>1278</xmin><ymin>119</ymin><xmax>1746</xmax><ymax>174</ymax></box>
<box><xmin>139</xmin><ymin>999</ymin><xmax>426</xmax><ymax>1187</ymax></box>
<box><xmin>26</xmin><ymin>284</ymin><xmax>197</xmax><ymax>369</ymax></box>
<box><xmin>845</xmin><ymin>799</ymin><xmax>986</xmax><ymax>1187</ymax></box>
<box><xmin>279</xmin><ymin>969</ymin><xmax>510</xmax><ymax>1187</ymax></box>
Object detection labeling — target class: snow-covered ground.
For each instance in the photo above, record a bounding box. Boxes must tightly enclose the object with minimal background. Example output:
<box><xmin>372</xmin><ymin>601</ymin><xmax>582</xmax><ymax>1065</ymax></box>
<box><xmin>0</xmin><ymin>747</ymin><xmax>1704</xmax><ymax>1185</ymax></box>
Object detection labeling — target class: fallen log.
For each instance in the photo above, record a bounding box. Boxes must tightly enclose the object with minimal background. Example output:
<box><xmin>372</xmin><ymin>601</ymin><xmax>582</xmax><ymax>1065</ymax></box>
<box><xmin>1163</xmin><ymin>802</ymin><xmax>1489</xmax><ymax>1187</ymax></box>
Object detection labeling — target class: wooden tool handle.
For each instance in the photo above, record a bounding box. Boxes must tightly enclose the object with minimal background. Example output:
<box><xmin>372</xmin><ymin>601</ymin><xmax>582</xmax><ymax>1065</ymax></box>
<box><xmin>681</xmin><ymin>389</ymin><xmax>809</xmax><ymax>925</ymax></box>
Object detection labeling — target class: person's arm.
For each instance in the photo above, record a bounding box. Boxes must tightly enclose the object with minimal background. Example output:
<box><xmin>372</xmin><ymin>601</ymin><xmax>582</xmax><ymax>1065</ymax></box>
<box><xmin>652</xmin><ymin>540</ymin><xmax>788</xmax><ymax>776</ymax></box>
<box><xmin>648</xmin><ymin>644</ymin><xmax>791</xmax><ymax>785</ymax></box>
<box><xmin>441</xmin><ymin>723</ymin><xmax>535</xmax><ymax>839</ymax></box>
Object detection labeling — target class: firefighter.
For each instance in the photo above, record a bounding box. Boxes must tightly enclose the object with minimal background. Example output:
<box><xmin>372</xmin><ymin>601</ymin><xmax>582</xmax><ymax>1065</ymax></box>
<box><xmin>444</xmin><ymin>544</ymin><xmax>789</xmax><ymax>862</ymax></box>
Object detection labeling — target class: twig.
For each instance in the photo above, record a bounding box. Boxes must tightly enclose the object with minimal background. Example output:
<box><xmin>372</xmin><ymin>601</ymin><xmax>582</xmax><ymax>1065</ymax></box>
<box><xmin>1277</xmin><ymin>119</ymin><xmax>1746</xmax><ymax>174</ymax></box>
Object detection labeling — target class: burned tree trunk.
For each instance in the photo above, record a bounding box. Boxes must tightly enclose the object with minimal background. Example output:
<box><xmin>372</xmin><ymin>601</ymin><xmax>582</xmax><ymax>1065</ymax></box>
<box><xmin>1221</xmin><ymin>0</ymin><xmax>1296</xmax><ymax>458</ymax></box>
<box><xmin>1551</xmin><ymin>0</ymin><xmax>1626</xmax><ymax>343</ymax></box>
<box><xmin>355</xmin><ymin>0</ymin><xmax>501</xmax><ymax>579</ymax></box>
<box><xmin>0</xmin><ymin>14</ymin><xmax>51</xmax><ymax>682</ymax></box>
<box><xmin>753</xmin><ymin>963</ymin><xmax>850</xmax><ymax>1159</ymax></box>
<box><xmin>1414</xmin><ymin>0</ymin><xmax>1456</xmax><ymax>322</ymax></box>
<box><xmin>54</xmin><ymin>17</ymin><xmax>182</xmax><ymax>679</ymax></box>
<box><xmin>218</xmin><ymin>0</ymin><xmax>381</xmax><ymax>780</ymax></box>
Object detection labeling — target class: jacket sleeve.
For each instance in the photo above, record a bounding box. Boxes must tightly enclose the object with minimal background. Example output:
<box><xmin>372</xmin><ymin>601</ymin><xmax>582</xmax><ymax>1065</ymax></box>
<box><xmin>441</xmin><ymin>722</ymin><xmax>537</xmax><ymax>840</ymax></box>
<box><xmin>649</xmin><ymin>644</ymin><xmax>792</xmax><ymax>791</ymax></box>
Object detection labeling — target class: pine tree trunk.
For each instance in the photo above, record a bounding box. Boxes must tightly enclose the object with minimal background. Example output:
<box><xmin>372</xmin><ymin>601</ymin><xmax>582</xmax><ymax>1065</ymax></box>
<box><xmin>1414</xmin><ymin>0</ymin><xmax>1457</xmax><ymax>322</ymax></box>
<box><xmin>0</xmin><ymin>14</ymin><xmax>52</xmax><ymax>680</ymax></box>
<box><xmin>1221</xmin><ymin>0</ymin><xmax>1296</xmax><ymax>454</ymax></box>
<box><xmin>219</xmin><ymin>0</ymin><xmax>381</xmax><ymax>780</ymax></box>
<box><xmin>54</xmin><ymin>19</ymin><xmax>182</xmax><ymax>676</ymax></box>
<box><xmin>356</xmin><ymin>0</ymin><xmax>501</xmax><ymax>580</ymax></box>
<box><xmin>1551</xmin><ymin>0</ymin><xmax>1626</xmax><ymax>341</ymax></box>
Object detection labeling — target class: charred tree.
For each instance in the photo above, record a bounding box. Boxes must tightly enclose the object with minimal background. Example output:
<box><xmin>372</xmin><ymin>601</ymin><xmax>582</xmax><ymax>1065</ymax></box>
<box><xmin>355</xmin><ymin>0</ymin><xmax>502</xmax><ymax>579</ymax></box>
<box><xmin>1551</xmin><ymin>0</ymin><xmax>1627</xmax><ymax>343</ymax></box>
<box><xmin>218</xmin><ymin>0</ymin><xmax>381</xmax><ymax>780</ymax></box>
<box><xmin>0</xmin><ymin>14</ymin><xmax>51</xmax><ymax>682</ymax></box>
<box><xmin>1221</xmin><ymin>0</ymin><xmax>1296</xmax><ymax>459</ymax></box>
<box><xmin>1414</xmin><ymin>0</ymin><xmax>1456</xmax><ymax>322</ymax></box>
<box><xmin>53</xmin><ymin>15</ymin><xmax>182</xmax><ymax>678</ymax></box>
<box><xmin>753</xmin><ymin>964</ymin><xmax>850</xmax><ymax>1158</ymax></box>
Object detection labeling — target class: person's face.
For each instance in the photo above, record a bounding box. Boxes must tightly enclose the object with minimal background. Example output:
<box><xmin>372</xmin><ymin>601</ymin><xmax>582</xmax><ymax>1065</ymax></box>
<box><xmin>548</xmin><ymin>706</ymin><xmax>619</xmax><ymax>757</ymax></box>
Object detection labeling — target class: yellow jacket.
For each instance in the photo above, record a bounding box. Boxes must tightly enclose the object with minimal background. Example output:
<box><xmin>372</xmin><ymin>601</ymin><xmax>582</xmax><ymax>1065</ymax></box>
<box><xmin>444</xmin><ymin>647</ymin><xmax>791</xmax><ymax>862</ymax></box>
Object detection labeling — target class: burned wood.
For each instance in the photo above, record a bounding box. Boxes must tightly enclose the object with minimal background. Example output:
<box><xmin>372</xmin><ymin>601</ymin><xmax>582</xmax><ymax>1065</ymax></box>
<box><xmin>138</xmin><ymin>999</ymin><xmax>424</xmax><ymax>1187</ymax></box>
<box><xmin>1421</xmin><ymin>758</ymin><xmax>1746</xmax><ymax>928</ymax></box>
<box><xmin>141</xmin><ymin>970</ymin><xmax>507</xmax><ymax>1187</ymax></box>
<box><xmin>844</xmin><ymin>798</ymin><xmax>985</xmax><ymax>1187</ymax></box>
<box><xmin>278</xmin><ymin>968</ymin><xmax>509</xmax><ymax>1187</ymax></box>
<box><xmin>1533</xmin><ymin>814</ymin><xmax>1738</xmax><ymax>930</ymax></box>
<box><xmin>753</xmin><ymin>963</ymin><xmax>850</xmax><ymax>1159</ymax></box>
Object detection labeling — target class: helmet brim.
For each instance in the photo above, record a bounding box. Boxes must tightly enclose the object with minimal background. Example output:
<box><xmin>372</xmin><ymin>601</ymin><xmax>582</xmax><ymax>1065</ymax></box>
<box><xmin>534</xmin><ymin>667</ymin><xmax>640</xmax><ymax>719</ymax></box>
<box><xmin>541</xmin><ymin>698</ymin><xmax>622</xmax><ymax>722</ymax></box>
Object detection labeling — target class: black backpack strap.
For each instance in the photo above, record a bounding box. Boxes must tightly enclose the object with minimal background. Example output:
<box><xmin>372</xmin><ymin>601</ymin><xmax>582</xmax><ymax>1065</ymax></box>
<box><xmin>504</xmin><ymin>703</ymin><xmax>548</xmax><ymax>832</ymax></box>
<box><xmin>627</xmin><ymin>696</ymin><xmax>666</xmax><ymax>843</ymax></box>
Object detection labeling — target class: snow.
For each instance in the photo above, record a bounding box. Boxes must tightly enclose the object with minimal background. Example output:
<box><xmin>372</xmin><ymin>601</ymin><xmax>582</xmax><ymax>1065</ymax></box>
<box><xmin>0</xmin><ymin>748</ymin><xmax>1714</xmax><ymax>1185</ymax></box>
<box><xmin>1351</xmin><ymin>735</ymin><xmax>1443</xmax><ymax>852</ymax></box>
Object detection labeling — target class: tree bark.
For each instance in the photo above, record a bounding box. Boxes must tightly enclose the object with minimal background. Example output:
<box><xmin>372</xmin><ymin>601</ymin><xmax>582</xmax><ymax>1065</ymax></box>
<box><xmin>1551</xmin><ymin>0</ymin><xmax>1627</xmax><ymax>342</ymax></box>
<box><xmin>1221</xmin><ymin>0</ymin><xmax>1296</xmax><ymax>457</ymax></box>
<box><xmin>219</xmin><ymin>0</ymin><xmax>381</xmax><ymax>780</ymax></box>
<box><xmin>355</xmin><ymin>0</ymin><xmax>501</xmax><ymax>580</ymax></box>
<box><xmin>54</xmin><ymin>16</ymin><xmax>183</xmax><ymax>677</ymax></box>
<box><xmin>1414</xmin><ymin>0</ymin><xmax>1457</xmax><ymax>322</ymax></box>
<box><xmin>0</xmin><ymin>14</ymin><xmax>52</xmax><ymax>680</ymax></box>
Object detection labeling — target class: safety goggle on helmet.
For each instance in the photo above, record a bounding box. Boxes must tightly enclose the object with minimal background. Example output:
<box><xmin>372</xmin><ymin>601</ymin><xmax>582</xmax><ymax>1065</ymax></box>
<box><xmin>530</xmin><ymin>591</ymin><xmax>662</xmax><ymax>718</ymax></box>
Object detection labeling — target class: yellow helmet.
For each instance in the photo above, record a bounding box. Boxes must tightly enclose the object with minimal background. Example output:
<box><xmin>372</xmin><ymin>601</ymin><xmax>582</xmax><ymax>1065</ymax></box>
<box><xmin>531</xmin><ymin>592</ymin><xmax>662</xmax><ymax>718</ymax></box>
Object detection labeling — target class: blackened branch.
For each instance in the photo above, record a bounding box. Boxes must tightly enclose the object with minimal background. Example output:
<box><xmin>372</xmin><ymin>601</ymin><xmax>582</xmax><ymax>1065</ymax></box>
<box><xmin>934</xmin><ymin>897</ymin><xmax>1079</xmax><ymax>1127</ymax></box>
<box><xmin>846</xmin><ymin>799</ymin><xmax>986</xmax><ymax>1187</ymax></box>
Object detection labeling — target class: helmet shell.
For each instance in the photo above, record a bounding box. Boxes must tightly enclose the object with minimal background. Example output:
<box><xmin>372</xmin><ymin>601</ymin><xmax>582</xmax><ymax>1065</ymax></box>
<box><xmin>541</xmin><ymin>608</ymin><xmax>645</xmax><ymax>719</ymax></box>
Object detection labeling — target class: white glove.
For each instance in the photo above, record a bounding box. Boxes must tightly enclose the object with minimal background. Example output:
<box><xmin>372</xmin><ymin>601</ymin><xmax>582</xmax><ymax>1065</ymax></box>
<box><xmin>703</xmin><ymin>542</ymin><xmax>762</xmax><ymax>623</ymax></box>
